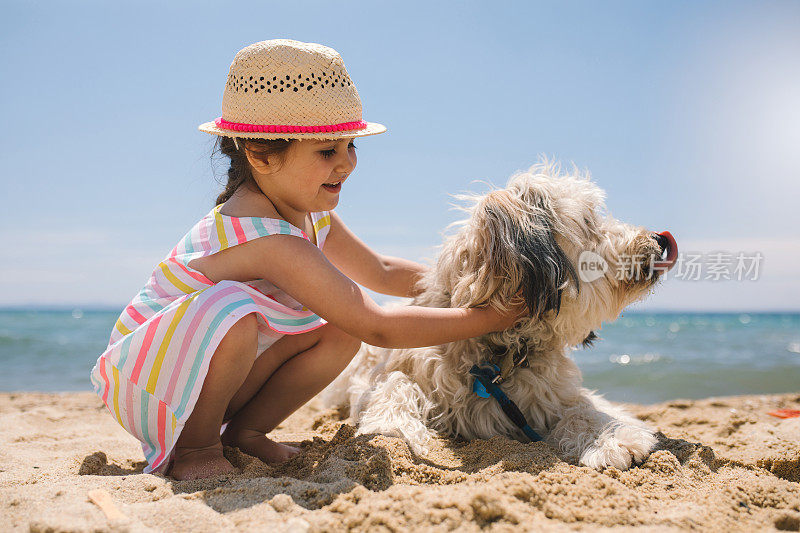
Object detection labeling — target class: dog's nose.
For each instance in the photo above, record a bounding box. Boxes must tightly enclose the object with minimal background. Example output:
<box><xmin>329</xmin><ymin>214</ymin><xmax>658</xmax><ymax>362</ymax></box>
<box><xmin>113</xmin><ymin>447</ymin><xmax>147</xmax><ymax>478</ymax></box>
<box><xmin>652</xmin><ymin>231</ymin><xmax>678</xmax><ymax>271</ymax></box>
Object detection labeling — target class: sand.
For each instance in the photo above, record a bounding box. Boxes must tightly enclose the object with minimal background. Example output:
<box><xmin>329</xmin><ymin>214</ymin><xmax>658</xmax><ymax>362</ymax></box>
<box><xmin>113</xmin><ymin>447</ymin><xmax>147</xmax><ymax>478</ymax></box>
<box><xmin>1</xmin><ymin>392</ymin><xmax>798</xmax><ymax>532</ymax></box>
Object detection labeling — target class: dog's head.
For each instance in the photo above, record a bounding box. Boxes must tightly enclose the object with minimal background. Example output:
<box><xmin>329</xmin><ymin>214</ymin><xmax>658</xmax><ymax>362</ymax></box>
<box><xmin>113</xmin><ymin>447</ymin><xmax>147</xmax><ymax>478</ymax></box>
<box><xmin>434</xmin><ymin>158</ymin><xmax>677</xmax><ymax>350</ymax></box>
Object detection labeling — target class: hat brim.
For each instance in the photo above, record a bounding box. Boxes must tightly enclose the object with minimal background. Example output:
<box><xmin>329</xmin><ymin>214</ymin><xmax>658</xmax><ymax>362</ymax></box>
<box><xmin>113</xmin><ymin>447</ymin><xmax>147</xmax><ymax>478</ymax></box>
<box><xmin>198</xmin><ymin>120</ymin><xmax>386</xmax><ymax>140</ymax></box>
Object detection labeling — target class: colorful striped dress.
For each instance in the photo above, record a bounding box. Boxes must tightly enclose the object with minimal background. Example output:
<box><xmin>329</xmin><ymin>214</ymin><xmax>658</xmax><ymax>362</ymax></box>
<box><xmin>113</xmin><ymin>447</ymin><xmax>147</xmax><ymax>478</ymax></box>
<box><xmin>89</xmin><ymin>204</ymin><xmax>331</xmax><ymax>474</ymax></box>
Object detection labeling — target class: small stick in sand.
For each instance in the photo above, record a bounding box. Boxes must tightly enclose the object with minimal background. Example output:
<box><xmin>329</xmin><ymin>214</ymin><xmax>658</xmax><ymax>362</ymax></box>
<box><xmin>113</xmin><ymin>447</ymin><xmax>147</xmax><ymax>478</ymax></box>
<box><xmin>87</xmin><ymin>489</ymin><xmax>127</xmax><ymax>521</ymax></box>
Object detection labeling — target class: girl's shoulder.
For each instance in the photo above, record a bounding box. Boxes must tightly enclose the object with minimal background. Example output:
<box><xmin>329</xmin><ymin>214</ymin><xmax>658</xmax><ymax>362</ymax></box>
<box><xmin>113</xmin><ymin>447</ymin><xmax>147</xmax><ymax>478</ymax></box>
<box><xmin>213</xmin><ymin>191</ymin><xmax>331</xmax><ymax>248</ymax></box>
<box><xmin>203</xmin><ymin>204</ymin><xmax>328</xmax><ymax>248</ymax></box>
<box><xmin>182</xmin><ymin>206</ymin><xmax>332</xmax><ymax>287</ymax></box>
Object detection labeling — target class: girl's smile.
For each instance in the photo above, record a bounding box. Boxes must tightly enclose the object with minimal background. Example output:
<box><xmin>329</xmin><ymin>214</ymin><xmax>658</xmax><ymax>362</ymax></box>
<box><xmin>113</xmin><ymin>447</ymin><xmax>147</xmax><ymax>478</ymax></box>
<box><xmin>322</xmin><ymin>181</ymin><xmax>343</xmax><ymax>193</ymax></box>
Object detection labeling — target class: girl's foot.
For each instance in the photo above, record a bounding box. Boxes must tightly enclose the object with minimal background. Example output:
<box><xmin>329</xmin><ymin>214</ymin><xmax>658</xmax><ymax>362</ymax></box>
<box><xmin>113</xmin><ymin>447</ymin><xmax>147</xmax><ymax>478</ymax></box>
<box><xmin>221</xmin><ymin>426</ymin><xmax>301</xmax><ymax>464</ymax></box>
<box><xmin>169</xmin><ymin>441</ymin><xmax>235</xmax><ymax>480</ymax></box>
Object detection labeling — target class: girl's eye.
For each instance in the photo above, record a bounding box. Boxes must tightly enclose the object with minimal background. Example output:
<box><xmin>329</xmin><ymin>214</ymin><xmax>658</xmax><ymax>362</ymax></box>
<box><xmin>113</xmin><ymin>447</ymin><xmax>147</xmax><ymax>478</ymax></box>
<box><xmin>320</xmin><ymin>141</ymin><xmax>357</xmax><ymax>159</ymax></box>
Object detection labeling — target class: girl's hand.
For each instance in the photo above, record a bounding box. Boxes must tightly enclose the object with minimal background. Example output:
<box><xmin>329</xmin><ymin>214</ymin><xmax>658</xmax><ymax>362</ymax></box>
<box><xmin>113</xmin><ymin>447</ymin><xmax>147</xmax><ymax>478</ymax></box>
<box><xmin>482</xmin><ymin>291</ymin><xmax>530</xmax><ymax>332</ymax></box>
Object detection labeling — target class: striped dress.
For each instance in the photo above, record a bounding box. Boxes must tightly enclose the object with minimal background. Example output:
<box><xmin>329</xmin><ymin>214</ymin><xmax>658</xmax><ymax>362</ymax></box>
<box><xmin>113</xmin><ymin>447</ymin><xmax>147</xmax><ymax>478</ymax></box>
<box><xmin>89</xmin><ymin>204</ymin><xmax>332</xmax><ymax>474</ymax></box>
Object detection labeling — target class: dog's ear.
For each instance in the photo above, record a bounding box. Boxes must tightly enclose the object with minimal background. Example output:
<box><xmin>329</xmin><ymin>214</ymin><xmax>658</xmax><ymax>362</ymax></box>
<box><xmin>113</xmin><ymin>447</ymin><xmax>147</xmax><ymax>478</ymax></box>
<box><xmin>482</xmin><ymin>191</ymin><xmax>578</xmax><ymax>319</ymax></box>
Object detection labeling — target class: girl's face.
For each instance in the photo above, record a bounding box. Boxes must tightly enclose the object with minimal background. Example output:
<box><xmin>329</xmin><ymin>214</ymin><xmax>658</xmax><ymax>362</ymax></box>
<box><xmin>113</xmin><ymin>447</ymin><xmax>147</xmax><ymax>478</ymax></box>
<box><xmin>253</xmin><ymin>138</ymin><xmax>357</xmax><ymax>213</ymax></box>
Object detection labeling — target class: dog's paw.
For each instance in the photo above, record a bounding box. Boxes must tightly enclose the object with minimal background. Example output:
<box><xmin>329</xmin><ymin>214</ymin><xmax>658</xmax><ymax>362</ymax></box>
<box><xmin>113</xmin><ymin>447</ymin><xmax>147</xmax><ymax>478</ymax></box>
<box><xmin>356</xmin><ymin>422</ymin><xmax>433</xmax><ymax>457</ymax></box>
<box><xmin>579</xmin><ymin>423</ymin><xmax>657</xmax><ymax>470</ymax></box>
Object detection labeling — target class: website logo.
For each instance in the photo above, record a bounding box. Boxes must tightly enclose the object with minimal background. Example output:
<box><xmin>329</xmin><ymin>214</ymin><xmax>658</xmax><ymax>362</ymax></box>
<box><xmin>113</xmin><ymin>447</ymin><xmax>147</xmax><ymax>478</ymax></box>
<box><xmin>578</xmin><ymin>250</ymin><xmax>608</xmax><ymax>283</ymax></box>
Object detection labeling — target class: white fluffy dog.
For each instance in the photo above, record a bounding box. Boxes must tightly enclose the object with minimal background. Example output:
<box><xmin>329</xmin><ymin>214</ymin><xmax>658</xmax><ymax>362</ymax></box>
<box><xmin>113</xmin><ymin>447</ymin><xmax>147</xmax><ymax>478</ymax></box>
<box><xmin>324</xmin><ymin>159</ymin><xmax>678</xmax><ymax>471</ymax></box>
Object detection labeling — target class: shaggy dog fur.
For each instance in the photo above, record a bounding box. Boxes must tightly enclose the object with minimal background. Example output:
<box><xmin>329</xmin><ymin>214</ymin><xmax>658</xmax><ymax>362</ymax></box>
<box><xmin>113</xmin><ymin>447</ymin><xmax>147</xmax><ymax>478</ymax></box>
<box><xmin>324</xmin><ymin>159</ymin><xmax>673</xmax><ymax>470</ymax></box>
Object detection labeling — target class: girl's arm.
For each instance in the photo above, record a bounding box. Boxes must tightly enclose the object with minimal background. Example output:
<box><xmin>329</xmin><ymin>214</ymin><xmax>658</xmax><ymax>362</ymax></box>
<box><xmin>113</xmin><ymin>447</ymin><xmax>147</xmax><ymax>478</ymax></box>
<box><xmin>379</xmin><ymin>255</ymin><xmax>429</xmax><ymax>298</ymax></box>
<box><xmin>322</xmin><ymin>211</ymin><xmax>429</xmax><ymax>298</ymax></box>
<box><xmin>189</xmin><ymin>235</ymin><xmax>527</xmax><ymax>349</ymax></box>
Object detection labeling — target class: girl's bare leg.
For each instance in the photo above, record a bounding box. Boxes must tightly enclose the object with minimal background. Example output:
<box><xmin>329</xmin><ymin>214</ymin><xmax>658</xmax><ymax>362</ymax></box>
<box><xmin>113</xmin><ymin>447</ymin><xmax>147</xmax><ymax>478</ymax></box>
<box><xmin>168</xmin><ymin>314</ymin><xmax>259</xmax><ymax>480</ymax></box>
<box><xmin>221</xmin><ymin>323</ymin><xmax>361</xmax><ymax>464</ymax></box>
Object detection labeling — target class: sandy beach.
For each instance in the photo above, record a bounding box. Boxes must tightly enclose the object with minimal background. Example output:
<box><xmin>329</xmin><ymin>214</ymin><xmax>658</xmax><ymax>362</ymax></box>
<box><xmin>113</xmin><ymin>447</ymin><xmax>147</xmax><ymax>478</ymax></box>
<box><xmin>1</xmin><ymin>391</ymin><xmax>798</xmax><ymax>532</ymax></box>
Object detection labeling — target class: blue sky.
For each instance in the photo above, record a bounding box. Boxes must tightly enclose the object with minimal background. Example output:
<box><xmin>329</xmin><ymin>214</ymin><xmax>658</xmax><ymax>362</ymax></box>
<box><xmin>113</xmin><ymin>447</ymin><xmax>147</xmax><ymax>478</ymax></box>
<box><xmin>1</xmin><ymin>0</ymin><xmax>798</xmax><ymax>310</ymax></box>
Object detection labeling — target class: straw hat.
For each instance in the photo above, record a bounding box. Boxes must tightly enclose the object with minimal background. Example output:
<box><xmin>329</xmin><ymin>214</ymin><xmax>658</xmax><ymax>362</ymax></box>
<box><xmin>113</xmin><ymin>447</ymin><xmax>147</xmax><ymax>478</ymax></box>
<box><xmin>198</xmin><ymin>39</ymin><xmax>386</xmax><ymax>140</ymax></box>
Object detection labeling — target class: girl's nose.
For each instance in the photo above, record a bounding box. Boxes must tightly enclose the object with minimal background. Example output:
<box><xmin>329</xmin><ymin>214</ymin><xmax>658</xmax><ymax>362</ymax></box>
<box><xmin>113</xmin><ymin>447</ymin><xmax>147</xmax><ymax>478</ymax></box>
<box><xmin>335</xmin><ymin>147</ymin><xmax>357</xmax><ymax>173</ymax></box>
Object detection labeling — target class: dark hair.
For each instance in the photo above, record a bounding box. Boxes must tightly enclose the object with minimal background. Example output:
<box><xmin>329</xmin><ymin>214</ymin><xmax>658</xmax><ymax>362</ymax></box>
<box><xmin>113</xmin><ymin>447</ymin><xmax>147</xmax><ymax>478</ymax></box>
<box><xmin>213</xmin><ymin>136</ymin><xmax>294</xmax><ymax>205</ymax></box>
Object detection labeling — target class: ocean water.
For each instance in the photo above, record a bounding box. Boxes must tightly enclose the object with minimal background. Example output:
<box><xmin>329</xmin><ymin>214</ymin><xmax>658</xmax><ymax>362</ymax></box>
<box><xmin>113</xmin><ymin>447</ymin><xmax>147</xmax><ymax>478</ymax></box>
<box><xmin>0</xmin><ymin>308</ymin><xmax>798</xmax><ymax>404</ymax></box>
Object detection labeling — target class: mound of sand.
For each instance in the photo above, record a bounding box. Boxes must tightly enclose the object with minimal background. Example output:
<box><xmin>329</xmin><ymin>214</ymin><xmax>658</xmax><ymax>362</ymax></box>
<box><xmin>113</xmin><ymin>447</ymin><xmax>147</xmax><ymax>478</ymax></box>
<box><xmin>1</xmin><ymin>392</ymin><xmax>798</xmax><ymax>532</ymax></box>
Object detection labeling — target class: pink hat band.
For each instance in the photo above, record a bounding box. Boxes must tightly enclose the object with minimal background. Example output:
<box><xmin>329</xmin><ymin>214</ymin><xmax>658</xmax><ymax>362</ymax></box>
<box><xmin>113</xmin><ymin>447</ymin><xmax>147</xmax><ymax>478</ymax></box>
<box><xmin>214</xmin><ymin>117</ymin><xmax>368</xmax><ymax>134</ymax></box>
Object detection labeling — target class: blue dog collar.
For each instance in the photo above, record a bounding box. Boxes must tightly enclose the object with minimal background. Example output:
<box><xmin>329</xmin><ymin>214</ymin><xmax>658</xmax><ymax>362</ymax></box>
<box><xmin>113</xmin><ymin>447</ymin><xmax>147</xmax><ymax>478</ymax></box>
<box><xmin>469</xmin><ymin>364</ymin><xmax>543</xmax><ymax>442</ymax></box>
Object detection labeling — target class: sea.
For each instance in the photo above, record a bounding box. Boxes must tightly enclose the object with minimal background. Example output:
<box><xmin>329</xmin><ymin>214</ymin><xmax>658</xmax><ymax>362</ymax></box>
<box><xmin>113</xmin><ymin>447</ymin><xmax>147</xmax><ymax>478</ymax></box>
<box><xmin>0</xmin><ymin>308</ymin><xmax>798</xmax><ymax>405</ymax></box>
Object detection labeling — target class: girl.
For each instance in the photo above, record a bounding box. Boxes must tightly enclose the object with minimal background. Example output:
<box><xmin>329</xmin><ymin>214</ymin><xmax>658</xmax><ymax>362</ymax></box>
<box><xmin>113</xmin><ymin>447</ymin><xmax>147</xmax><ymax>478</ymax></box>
<box><xmin>89</xmin><ymin>39</ymin><xmax>528</xmax><ymax>481</ymax></box>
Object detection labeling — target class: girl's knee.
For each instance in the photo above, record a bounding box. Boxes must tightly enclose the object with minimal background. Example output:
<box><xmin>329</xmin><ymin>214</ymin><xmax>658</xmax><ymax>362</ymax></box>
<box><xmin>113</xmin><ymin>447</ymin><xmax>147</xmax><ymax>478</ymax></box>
<box><xmin>230</xmin><ymin>313</ymin><xmax>259</xmax><ymax>336</ymax></box>
<box><xmin>218</xmin><ymin>313</ymin><xmax>259</xmax><ymax>362</ymax></box>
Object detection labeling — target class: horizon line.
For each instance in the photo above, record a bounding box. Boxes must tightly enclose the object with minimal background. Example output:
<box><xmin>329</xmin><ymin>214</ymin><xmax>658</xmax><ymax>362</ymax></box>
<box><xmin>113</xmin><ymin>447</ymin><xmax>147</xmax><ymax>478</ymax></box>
<box><xmin>1</xmin><ymin>305</ymin><xmax>799</xmax><ymax>315</ymax></box>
